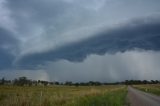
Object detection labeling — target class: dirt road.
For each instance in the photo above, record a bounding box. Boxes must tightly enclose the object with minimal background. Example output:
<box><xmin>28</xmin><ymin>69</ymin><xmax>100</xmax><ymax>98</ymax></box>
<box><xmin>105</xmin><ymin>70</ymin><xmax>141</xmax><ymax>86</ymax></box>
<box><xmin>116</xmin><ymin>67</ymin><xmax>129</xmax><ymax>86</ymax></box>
<box><xmin>127</xmin><ymin>86</ymin><xmax>160</xmax><ymax>106</ymax></box>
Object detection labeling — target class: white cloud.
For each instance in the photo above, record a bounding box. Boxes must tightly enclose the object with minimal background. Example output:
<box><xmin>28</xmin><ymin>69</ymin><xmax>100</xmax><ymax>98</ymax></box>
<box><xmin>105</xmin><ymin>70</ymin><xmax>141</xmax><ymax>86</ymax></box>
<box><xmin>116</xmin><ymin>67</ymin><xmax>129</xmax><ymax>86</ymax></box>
<box><xmin>0</xmin><ymin>0</ymin><xmax>16</xmax><ymax>32</ymax></box>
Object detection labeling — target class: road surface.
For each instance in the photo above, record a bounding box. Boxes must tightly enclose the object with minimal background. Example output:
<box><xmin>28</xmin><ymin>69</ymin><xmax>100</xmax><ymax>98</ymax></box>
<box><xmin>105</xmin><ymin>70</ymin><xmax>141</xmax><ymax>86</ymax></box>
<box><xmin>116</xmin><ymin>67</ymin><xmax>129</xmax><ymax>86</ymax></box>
<box><xmin>127</xmin><ymin>86</ymin><xmax>160</xmax><ymax>106</ymax></box>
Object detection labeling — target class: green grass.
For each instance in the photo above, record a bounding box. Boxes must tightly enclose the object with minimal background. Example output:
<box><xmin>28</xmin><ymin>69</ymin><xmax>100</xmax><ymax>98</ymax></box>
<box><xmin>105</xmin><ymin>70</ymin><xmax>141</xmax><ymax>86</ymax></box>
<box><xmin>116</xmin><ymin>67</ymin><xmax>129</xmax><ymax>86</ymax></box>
<box><xmin>71</xmin><ymin>87</ymin><xmax>127</xmax><ymax>106</ymax></box>
<box><xmin>133</xmin><ymin>84</ymin><xmax>160</xmax><ymax>96</ymax></box>
<box><xmin>0</xmin><ymin>85</ymin><xmax>127</xmax><ymax>106</ymax></box>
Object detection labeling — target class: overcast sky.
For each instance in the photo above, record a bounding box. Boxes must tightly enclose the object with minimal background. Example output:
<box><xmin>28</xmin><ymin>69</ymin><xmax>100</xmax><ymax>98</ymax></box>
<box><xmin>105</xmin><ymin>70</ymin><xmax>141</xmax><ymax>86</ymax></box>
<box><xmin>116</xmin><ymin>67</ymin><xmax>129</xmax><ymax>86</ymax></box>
<box><xmin>0</xmin><ymin>0</ymin><xmax>160</xmax><ymax>82</ymax></box>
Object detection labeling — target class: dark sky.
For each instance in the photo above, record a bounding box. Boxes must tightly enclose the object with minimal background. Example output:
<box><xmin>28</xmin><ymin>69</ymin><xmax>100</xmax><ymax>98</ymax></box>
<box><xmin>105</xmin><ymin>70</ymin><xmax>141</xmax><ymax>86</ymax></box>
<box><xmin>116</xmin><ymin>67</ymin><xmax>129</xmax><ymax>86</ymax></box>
<box><xmin>0</xmin><ymin>0</ymin><xmax>160</xmax><ymax>82</ymax></box>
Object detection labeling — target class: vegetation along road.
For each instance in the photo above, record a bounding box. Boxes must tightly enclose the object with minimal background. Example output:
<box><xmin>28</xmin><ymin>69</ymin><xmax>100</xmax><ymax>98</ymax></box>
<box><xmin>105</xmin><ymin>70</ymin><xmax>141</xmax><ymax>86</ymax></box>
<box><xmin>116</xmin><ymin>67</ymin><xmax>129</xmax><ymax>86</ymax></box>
<box><xmin>1</xmin><ymin>78</ymin><xmax>160</xmax><ymax>106</ymax></box>
<box><xmin>127</xmin><ymin>86</ymin><xmax>160</xmax><ymax>106</ymax></box>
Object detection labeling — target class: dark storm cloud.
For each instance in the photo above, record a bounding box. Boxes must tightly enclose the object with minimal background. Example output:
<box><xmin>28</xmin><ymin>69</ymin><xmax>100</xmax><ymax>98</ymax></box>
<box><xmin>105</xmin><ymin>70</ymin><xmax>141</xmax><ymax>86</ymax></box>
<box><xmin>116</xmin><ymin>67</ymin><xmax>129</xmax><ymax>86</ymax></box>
<box><xmin>1</xmin><ymin>0</ymin><xmax>160</xmax><ymax>82</ymax></box>
<box><xmin>5</xmin><ymin>0</ymin><xmax>160</xmax><ymax>55</ymax></box>
<box><xmin>17</xmin><ymin>18</ymin><xmax>160</xmax><ymax>67</ymax></box>
<box><xmin>0</xmin><ymin>27</ymin><xmax>18</xmax><ymax>45</ymax></box>
<box><xmin>0</xmin><ymin>49</ymin><xmax>14</xmax><ymax>70</ymax></box>
<box><xmin>0</xmin><ymin>27</ymin><xmax>18</xmax><ymax>69</ymax></box>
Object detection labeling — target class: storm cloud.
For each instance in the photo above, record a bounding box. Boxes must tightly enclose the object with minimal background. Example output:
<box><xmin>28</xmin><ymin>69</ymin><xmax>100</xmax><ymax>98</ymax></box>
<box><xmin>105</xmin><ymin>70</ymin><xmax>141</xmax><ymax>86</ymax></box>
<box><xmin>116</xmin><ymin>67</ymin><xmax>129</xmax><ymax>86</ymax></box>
<box><xmin>1</xmin><ymin>51</ymin><xmax>160</xmax><ymax>82</ymax></box>
<box><xmin>0</xmin><ymin>27</ymin><xmax>18</xmax><ymax>69</ymax></box>
<box><xmin>44</xmin><ymin>51</ymin><xmax>160</xmax><ymax>82</ymax></box>
<box><xmin>0</xmin><ymin>0</ymin><xmax>160</xmax><ymax>82</ymax></box>
<box><xmin>17</xmin><ymin>18</ymin><xmax>160</xmax><ymax>67</ymax></box>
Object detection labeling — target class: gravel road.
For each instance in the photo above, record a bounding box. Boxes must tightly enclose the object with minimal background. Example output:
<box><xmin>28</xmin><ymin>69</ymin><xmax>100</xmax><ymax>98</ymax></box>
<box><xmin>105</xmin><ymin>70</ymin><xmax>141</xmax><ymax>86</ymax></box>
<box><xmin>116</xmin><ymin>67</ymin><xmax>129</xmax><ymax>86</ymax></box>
<box><xmin>127</xmin><ymin>86</ymin><xmax>160</xmax><ymax>106</ymax></box>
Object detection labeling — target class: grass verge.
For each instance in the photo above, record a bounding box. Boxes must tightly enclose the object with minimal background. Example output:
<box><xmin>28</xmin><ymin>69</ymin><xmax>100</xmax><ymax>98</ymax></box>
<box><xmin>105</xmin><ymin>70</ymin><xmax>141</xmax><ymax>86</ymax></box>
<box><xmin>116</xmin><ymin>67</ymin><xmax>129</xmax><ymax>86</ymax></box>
<box><xmin>133</xmin><ymin>84</ymin><xmax>160</xmax><ymax>96</ymax></box>
<box><xmin>70</xmin><ymin>87</ymin><xmax>127</xmax><ymax>106</ymax></box>
<box><xmin>0</xmin><ymin>85</ymin><xmax>127</xmax><ymax>106</ymax></box>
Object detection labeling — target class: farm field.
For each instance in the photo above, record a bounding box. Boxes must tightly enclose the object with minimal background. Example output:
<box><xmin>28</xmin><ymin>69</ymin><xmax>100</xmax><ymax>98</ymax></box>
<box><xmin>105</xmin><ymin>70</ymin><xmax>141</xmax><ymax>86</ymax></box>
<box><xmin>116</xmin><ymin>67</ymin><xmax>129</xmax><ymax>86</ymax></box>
<box><xmin>133</xmin><ymin>84</ymin><xmax>160</xmax><ymax>96</ymax></box>
<box><xmin>0</xmin><ymin>85</ymin><xmax>127</xmax><ymax>106</ymax></box>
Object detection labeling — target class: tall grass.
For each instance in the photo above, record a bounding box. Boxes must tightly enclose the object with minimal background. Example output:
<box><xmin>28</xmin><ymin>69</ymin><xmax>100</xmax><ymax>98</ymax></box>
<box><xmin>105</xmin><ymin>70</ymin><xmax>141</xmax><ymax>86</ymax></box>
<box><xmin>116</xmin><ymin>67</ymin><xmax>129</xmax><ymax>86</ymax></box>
<box><xmin>70</xmin><ymin>87</ymin><xmax>127</xmax><ymax>106</ymax></box>
<box><xmin>133</xmin><ymin>84</ymin><xmax>160</xmax><ymax>96</ymax></box>
<box><xmin>0</xmin><ymin>85</ymin><xmax>127</xmax><ymax>106</ymax></box>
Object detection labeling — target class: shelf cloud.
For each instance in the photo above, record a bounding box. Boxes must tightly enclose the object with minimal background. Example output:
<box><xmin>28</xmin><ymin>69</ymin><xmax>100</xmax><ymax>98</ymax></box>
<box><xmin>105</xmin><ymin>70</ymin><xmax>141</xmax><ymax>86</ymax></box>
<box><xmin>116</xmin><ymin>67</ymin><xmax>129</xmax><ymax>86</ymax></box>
<box><xmin>17</xmin><ymin>17</ymin><xmax>160</xmax><ymax>67</ymax></box>
<box><xmin>0</xmin><ymin>0</ymin><xmax>160</xmax><ymax>81</ymax></box>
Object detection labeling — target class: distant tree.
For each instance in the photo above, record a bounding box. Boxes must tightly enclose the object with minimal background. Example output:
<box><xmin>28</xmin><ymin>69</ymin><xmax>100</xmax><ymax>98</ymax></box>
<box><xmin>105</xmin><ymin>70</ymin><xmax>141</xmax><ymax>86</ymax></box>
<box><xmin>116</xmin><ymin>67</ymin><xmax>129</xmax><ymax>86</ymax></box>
<box><xmin>1</xmin><ymin>77</ymin><xmax>5</xmax><ymax>85</ymax></box>
<box><xmin>37</xmin><ymin>80</ymin><xmax>49</xmax><ymax>86</ymax></box>
<box><xmin>155</xmin><ymin>80</ymin><xmax>159</xmax><ymax>84</ymax></box>
<box><xmin>143</xmin><ymin>80</ymin><xmax>148</xmax><ymax>84</ymax></box>
<box><xmin>43</xmin><ymin>81</ymin><xmax>48</xmax><ymax>86</ymax></box>
<box><xmin>88</xmin><ymin>81</ymin><xmax>94</xmax><ymax>86</ymax></box>
<box><xmin>55</xmin><ymin>81</ymin><xmax>59</xmax><ymax>85</ymax></box>
<box><xmin>13</xmin><ymin>78</ymin><xmax>18</xmax><ymax>85</ymax></box>
<box><xmin>74</xmin><ymin>83</ymin><xmax>79</xmax><ymax>87</ymax></box>
<box><xmin>49</xmin><ymin>82</ymin><xmax>54</xmax><ymax>85</ymax></box>
<box><xmin>13</xmin><ymin>77</ymin><xmax>31</xmax><ymax>86</ymax></box>
<box><xmin>94</xmin><ymin>81</ymin><xmax>102</xmax><ymax>86</ymax></box>
<box><xmin>65</xmin><ymin>81</ymin><xmax>72</xmax><ymax>86</ymax></box>
<box><xmin>18</xmin><ymin>77</ymin><xmax>28</xmax><ymax>86</ymax></box>
<box><xmin>32</xmin><ymin>80</ymin><xmax>38</xmax><ymax>86</ymax></box>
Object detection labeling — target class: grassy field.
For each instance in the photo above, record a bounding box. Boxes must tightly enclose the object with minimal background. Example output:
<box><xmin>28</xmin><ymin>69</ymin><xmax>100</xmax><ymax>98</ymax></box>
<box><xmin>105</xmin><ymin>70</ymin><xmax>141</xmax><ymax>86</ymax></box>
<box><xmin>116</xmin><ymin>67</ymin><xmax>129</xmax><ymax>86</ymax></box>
<box><xmin>0</xmin><ymin>85</ymin><xmax>127</xmax><ymax>106</ymax></box>
<box><xmin>133</xmin><ymin>84</ymin><xmax>160</xmax><ymax>96</ymax></box>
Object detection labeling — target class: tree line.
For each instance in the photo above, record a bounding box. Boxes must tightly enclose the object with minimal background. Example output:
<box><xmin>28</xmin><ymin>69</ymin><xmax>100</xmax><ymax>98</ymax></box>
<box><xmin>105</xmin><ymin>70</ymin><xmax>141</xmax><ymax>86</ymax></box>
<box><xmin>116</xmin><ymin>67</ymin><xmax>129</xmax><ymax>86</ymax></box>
<box><xmin>0</xmin><ymin>77</ymin><xmax>160</xmax><ymax>86</ymax></box>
